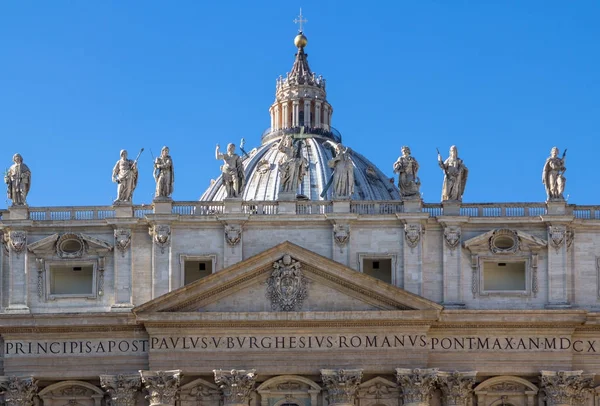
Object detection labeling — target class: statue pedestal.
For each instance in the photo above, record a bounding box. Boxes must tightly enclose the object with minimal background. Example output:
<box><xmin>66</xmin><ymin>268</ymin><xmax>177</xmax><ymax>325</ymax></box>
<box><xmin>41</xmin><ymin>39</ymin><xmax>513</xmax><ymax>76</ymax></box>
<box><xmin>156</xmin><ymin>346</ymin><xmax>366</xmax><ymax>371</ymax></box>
<box><xmin>113</xmin><ymin>203</ymin><xmax>133</xmax><ymax>218</ymax></box>
<box><xmin>278</xmin><ymin>192</ymin><xmax>297</xmax><ymax>201</ymax></box>
<box><xmin>278</xmin><ymin>201</ymin><xmax>296</xmax><ymax>214</ymax></box>
<box><xmin>402</xmin><ymin>198</ymin><xmax>422</xmax><ymax>213</ymax></box>
<box><xmin>153</xmin><ymin>198</ymin><xmax>173</xmax><ymax>214</ymax></box>
<box><xmin>223</xmin><ymin>198</ymin><xmax>242</xmax><ymax>214</ymax></box>
<box><xmin>7</xmin><ymin>205</ymin><xmax>28</xmax><ymax>220</ymax></box>
<box><xmin>332</xmin><ymin>200</ymin><xmax>350</xmax><ymax>213</ymax></box>
<box><xmin>442</xmin><ymin>200</ymin><xmax>461</xmax><ymax>216</ymax></box>
<box><xmin>546</xmin><ymin>200</ymin><xmax>567</xmax><ymax>215</ymax></box>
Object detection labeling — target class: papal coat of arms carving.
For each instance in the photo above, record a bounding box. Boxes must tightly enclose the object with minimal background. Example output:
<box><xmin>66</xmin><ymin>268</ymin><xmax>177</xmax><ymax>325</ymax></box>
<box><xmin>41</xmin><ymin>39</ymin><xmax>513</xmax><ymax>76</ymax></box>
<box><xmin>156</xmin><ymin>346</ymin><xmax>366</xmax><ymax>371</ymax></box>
<box><xmin>266</xmin><ymin>255</ymin><xmax>308</xmax><ymax>311</ymax></box>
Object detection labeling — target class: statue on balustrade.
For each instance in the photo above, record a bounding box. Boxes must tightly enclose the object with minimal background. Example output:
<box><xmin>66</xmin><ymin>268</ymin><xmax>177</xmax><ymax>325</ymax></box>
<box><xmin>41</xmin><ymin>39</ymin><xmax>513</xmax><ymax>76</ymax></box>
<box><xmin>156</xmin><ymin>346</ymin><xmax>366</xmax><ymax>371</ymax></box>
<box><xmin>4</xmin><ymin>153</ymin><xmax>31</xmax><ymax>206</ymax></box>
<box><xmin>393</xmin><ymin>146</ymin><xmax>421</xmax><ymax>200</ymax></box>
<box><xmin>437</xmin><ymin>145</ymin><xmax>468</xmax><ymax>202</ymax></box>
<box><xmin>278</xmin><ymin>135</ymin><xmax>308</xmax><ymax>195</ymax></box>
<box><xmin>542</xmin><ymin>146</ymin><xmax>567</xmax><ymax>201</ymax></box>
<box><xmin>327</xmin><ymin>143</ymin><xmax>355</xmax><ymax>199</ymax></box>
<box><xmin>154</xmin><ymin>146</ymin><xmax>174</xmax><ymax>199</ymax></box>
<box><xmin>216</xmin><ymin>143</ymin><xmax>245</xmax><ymax>198</ymax></box>
<box><xmin>112</xmin><ymin>149</ymin><xmax>141</xmax><ymax>204</ymax></box>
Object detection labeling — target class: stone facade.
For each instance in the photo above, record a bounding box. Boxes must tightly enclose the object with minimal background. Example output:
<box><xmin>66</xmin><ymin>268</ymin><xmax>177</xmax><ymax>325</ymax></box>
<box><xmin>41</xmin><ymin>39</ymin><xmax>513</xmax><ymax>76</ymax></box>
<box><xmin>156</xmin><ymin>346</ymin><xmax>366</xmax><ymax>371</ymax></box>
<box><xmin>2</xmin><ymin>17</ymin><xmax>600</xmax><ymax>406</ymax></box>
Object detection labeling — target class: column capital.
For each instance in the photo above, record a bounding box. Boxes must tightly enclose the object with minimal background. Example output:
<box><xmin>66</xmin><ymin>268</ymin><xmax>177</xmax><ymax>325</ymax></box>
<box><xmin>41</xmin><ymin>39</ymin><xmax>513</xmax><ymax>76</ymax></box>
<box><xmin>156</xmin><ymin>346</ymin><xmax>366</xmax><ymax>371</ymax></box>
<box><xmin>540</xmin><ymin>370</ymin><xmax>593</xmax><ymax>406</ymax></box>
<box><xmin>100</xmin><ymin>374</ymin><xmax>141</xmax><ymax>406</ymax></box>
<box><xmin>320</xmin><ymin>369</ymin><xmax>363</xmax><ymax>406</ymax></box>
<box><xmin>0</xmin><ymin>376</ymin><xmax>38</xmax><ymax>406</ymax></box>
<box><xmin>437</xmin><ymin>371</ymin><xmax>477</xmax><ymax>406</ymax></box>
<box><xmin>140</xmin><ymin>370</ymin><xmax>182</xmax><ymax>406</ymax></box>
<box><xmin>395</xmin><ymin>368</ymin><xmax>439</xmax><ymax>406</ymax></box>
<box><xmin>213</xmin><ymin>369</ymin><xmax>257</xmax><ymax>406</ymax></box>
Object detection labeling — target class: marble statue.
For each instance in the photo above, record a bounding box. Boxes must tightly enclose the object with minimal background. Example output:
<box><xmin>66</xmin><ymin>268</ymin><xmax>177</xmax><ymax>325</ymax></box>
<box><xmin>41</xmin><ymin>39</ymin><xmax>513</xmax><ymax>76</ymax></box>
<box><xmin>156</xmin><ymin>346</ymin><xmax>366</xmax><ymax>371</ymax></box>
<box><xmin>4</xmin><ymin>153</ymin><xmax>31</xmax><ymax>206</ymax></box>
<box><xmin>112</xmin><ymin>149</ymin><xmax>140</xmax><ymax>204</ymax></box>
<box><xmin>393</xmin><ymin>146</ymin><xmax>421</xmax><ymax>200</ymax></box>
<box><xmin>154</xmin><ymin>146</ymin><xmax>174</xmax><ymax>199</ymax></box>
<box><xmin>216</xmin><ymin>143</ymin><xmax>245</xmax><ymax>198</ymax></box>
<box><xmin>542</xmin><ymin>146</ymin><xmax>567</xmax><ymax>201</ymax></box>
<box><xmin>328</xmin><ymin>143</ymin><xmax>355</xmax><ymax>199</ymax></box>
<box><xmin>438</xmin><ymin>145</ymin><xmax>468</xmax><ymax>202</ymax></box>
<box><xmin>277</xmin><ymin>135</ymin><xmax>308</xmax><ymax>194</ymax></box>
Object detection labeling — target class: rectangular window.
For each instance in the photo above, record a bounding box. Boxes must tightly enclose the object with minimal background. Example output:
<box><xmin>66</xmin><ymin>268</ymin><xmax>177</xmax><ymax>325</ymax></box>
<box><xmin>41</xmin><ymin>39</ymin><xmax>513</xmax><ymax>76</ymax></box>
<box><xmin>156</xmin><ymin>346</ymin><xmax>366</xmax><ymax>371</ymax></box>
<box><xmin>184</xmin><ymin>260</ymin><xmax>213</xmax><ymax>285</ymax></box>
<box><xmin>482</xmin><ymin>261</ymin><xmax>526</xmax><ymax>291</ymax></box>
<box><xmin>47</xmin><ymin>262</ymin><xmax>97</xmax><ymax>298</ymax></box>
<box><xmin>362</xmin><ymin>258</ymin><xmax>392</xmax><ymax>284</ymax></box>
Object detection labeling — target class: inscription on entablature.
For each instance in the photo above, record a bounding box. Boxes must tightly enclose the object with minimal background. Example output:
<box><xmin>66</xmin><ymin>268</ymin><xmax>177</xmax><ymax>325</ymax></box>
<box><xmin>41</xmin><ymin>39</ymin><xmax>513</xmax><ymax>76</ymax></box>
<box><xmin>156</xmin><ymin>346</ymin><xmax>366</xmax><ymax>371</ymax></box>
<box><xmin>6</xmin><ymin>334</ymin><xmax>600</xmax><ymax>357</ymax></box>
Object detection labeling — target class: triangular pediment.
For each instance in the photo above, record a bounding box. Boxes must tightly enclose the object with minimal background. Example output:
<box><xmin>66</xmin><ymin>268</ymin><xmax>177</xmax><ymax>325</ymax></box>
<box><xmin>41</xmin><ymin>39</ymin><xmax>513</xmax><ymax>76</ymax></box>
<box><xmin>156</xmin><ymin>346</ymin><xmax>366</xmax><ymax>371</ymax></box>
<box><xmin>134</xmin><ymin>241</ymin><xmax>442</xmax><ymax>315</ymax></box>
<box><xmin>463</xmin><ymin>228</ymin><xmax>547</xmax><ymax>254</ymax></box>
<box><xmin>28</xmin><ymin>233</ymin><xmax>112</xmax><ymax>257</ymax></box>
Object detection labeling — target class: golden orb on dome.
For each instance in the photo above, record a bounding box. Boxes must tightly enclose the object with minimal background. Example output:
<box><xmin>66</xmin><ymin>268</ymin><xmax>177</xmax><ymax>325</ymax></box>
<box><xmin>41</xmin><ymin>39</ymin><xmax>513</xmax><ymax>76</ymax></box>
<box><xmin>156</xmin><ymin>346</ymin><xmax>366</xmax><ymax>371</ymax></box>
<box><xmin>294</xmin><ymin>33</ymin><xmax>308</xmax><ymax>48</ymax></box>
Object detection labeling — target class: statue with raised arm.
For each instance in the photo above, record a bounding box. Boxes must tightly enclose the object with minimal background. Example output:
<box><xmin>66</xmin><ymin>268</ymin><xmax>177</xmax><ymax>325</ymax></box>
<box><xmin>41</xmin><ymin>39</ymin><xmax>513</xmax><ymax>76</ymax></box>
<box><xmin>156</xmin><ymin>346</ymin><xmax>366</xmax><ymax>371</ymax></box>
<box><xmin>437</xmin><ymin>145</ymin><xmax>468</xmax><ymax>202</ymax></box>
<box><xmin>393</xmin><ymin>146</ymin><xmax>421</xmax><ymax>200</ymax></box>
<box><xmin>216</xmin><ymin>143</ymin><xmax>245</xmax><ymax>198</ymax></box>
<box><xmin>277</xmin><ymin>135</ymin><xmax>308</xmax><ymax>194</ymax></box>
<box><xmin>542</xmin><ymin>146</ymin><xmax>567</xmax><ymax>201</ymax></box>
<box><xmin>4</xmin><ymin>153</ymin><xmax>31</xmax><ymax>206</ymax></box>
<box><xmin>154</xmin><ymin>146</ymin><xmax>174</xmax><ymax>199</ymax></box>
<box><xmin>328</xmin><ymin>143</ymin><xmax>355</xmax><ymax>199</ymax></box>
<box><xmin>112</xmin><ymin>149</ymin><xmax>140</xmax><ymax>204</ymax></box>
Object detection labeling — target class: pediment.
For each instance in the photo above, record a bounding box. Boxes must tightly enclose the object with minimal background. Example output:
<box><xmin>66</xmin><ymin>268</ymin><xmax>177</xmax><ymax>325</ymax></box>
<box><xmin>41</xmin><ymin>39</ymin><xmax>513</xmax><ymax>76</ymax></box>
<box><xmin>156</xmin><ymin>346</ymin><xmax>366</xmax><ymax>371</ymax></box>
<box><xmin>28</xmin><ymin>233</ymin><xmax>112</xmax><ymax>257</ymax></box>
<box><xmin>463</xmin><ymin>229</ymin><xmax>547</xmax><ymax>254</ymax></box>
<box><xmin>134</xmin><ymin>241</ymin><xmax>442</xmax><ymax>315</ymax></box>
<box><xmin>358</xmin><ymin>376</ymin><xmax>399</xmax><ymax>397</ymax></box>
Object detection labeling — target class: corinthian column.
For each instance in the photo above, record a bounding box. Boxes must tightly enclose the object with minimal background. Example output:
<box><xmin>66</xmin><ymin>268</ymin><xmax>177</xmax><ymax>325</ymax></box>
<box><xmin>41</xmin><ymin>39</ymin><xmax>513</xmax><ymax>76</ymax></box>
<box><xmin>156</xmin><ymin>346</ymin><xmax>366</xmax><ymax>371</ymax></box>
<box><xmin>213</xmin><ymin>369</ymin><xmax>258</xmax><ymax>406</ymax></box>
<box><xmin>396</xmin><ymin>368</ymin><xmax>439</xmax><ymax>406</ymax></box>
<box><xmin>540</xmin><ymin>371</ymin><xmax>593</xmax><ymax>406</ymax></box>
<box><xmin>437</xmin><ymin>371</ymin><xmax>477</xmax><ymax>406</ymax></box>
<box><xmin>100</xmin><ymin>374</ymin><xmax>141</xmax><ymax>406</ymax></box>
<box><xmin>320</xmin><ymin>369</ymin><xmax>363</xmax><ymax>406</ymax></box>
<box><xmin>0</xmin><ymin>376</ymin><xmax>38</xmax><ymax>406</ymax></box>
<box><xmin>140</xmin><ymin>370</ymin><xmax>182</xmax><ymax>406</ymax></box>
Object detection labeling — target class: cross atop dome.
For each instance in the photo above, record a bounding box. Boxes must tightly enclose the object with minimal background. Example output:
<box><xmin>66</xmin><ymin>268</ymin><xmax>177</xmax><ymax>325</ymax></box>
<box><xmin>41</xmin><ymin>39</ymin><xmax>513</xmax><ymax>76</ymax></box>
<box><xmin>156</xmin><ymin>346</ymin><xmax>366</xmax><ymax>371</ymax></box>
<box><xmin>293</xmin><ymin>8</ymin><xmax>307</xmax><ymax>33</ymax></box>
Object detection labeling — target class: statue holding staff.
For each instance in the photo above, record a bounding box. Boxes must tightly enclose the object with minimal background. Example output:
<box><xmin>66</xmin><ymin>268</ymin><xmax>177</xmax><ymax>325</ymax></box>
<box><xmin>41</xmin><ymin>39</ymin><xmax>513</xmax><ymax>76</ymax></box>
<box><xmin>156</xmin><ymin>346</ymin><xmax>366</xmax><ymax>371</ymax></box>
<box><xmin>112</xmin><ymin>149</ymin><xmax>142</xmax><ymax>203</ymax></box>
<box><xmin>216</xmin><ymin>143</ymin><xmax>245</xmax><ymax>198</ymax></box>
<box><xmin>437</xmin><ymin>145</ymin><xmax>468</xmax><ymax>202</ymax></box>
<box><xmin>4</xmin><ymin>153</ymin><xmax>31</xmax><ymax>206</ymax></box>
<box><xmin>327</xmin><ymin>143</ymin><xmax>354</xmax><ymax>199</ymax></box>
<box><xmin>542</xmin><ymin>146</ymin><xmax>567</xmax><ymax>201</ymax></box>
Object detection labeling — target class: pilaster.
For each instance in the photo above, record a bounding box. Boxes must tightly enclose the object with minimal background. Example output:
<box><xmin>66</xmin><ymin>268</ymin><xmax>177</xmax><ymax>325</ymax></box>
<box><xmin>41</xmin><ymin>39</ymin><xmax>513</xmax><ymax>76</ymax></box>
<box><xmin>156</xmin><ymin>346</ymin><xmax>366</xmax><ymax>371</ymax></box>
<box><xmin>439</xmin><ymin>218</ymin><xmax>466</xmax><ymax>307</ymax></box>
<box><xmin>5</xmin><ymin>230</ymin><xmax>30</xmax><ymax>313</ymax></box>
<box><xmin>402</xmin><ymin>221</ymin><xmax>425</xmax><ymax>295</ymax></box>
<box><xmin>320</xmin><ymin>369</ymin><xmax>363</xmax><ymax>406</ymax></box>
<box><xmin>395</xmin><ymin>368</ymin><xmax>438</xmax><ymax>406</ymax></box>
<box><xmin>546</xmin><ymin>224</ymin><xmax>570</xmax><ymax>308</ymax></box>
<box><xmin>223</xmin><ymin>223</ymin><xmax>243</xmax><ymax>268</ymax></box>
<box><xmin>437</xmin><ymin>371</ymin><xmax>477</xmax><ymax>406</ymax></box>
<box><xmin>112</xmin><ymin>227</ymin><xmax>135</xmax><ymax>310</ymax></box>
<box><xmin>149</xmin><ymin>224</ymin><xmax>172</xmax><ymax>298</ymax></box>
<box><xmin>213</xmin><ymin>369</ymin><xmax>258</xmax><ymax>406</ymax></box>
<box><xmin>332</xmin><ymin>223</ymin><xmax>350</xmax><ymax>267</ymax></box>
<box><xmin>0</xmin><ymin>376</ymin><xmax>38</xmax><ymax>406</ymax></box>
<box><xmin>140</xmin><ymin>370</ymin><xmax>182</xmax><ymax>406</ymax></box>
<box><xmin>540</xmin><ymin>370</ymin><xmax>593</xmax><ymax>406</ymax></box>
<box><xmin>100</xmin><ymin>374</ymin><xmax>141</xmax><ymax>406</ymax></box>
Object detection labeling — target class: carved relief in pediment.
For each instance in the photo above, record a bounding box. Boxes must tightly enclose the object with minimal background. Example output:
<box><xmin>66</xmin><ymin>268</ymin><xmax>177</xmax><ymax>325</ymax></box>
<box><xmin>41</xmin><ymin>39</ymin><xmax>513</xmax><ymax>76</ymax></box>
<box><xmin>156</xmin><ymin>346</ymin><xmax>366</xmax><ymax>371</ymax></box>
<box><xmin>38</xmin><ymin>381</ymin><xmax>104</xmax><ymax>406</ymax></box>
<box><xmin>28</xmin><ymin>233</ymin><xmax>113</xmax><ymax>258</ymax></box>
<box><xmin>180</xmin><ymin>378</ymin><xmax>221</xmax><ymax>406</ymax></box>
<box><xmin>474</xmin><ymin>376</ymin><xmax>538</xmax><ymax>406</ymax></box>
<box><xmin>357</xmin><ymin>377</ymin><xmax>400</xmax><ymax>406</ymax></box>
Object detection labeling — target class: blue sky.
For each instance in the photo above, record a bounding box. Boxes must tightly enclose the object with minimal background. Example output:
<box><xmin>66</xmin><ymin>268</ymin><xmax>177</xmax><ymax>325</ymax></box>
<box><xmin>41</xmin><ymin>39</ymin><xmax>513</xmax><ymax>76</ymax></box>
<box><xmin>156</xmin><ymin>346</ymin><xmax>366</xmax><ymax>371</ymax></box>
<box><xmin>1</xmin><ymin>1</ymin><xmax>598</xmax><ymax>207</ymax></box>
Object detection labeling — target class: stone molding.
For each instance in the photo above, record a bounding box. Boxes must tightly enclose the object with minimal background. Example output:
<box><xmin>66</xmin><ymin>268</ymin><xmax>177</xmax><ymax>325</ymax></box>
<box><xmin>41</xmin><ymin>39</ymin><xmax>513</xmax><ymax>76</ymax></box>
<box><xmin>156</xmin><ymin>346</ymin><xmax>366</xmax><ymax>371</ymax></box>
<box><xmin>149</xmin><ymin>225</ymin><xmax>171</xmax><ymax>254</ymax></box>
<box><xmin>140</xmin><ymin>370</ymin><xmax>182</xmax><ymax>406</ymax></box>
<box><xmin>100</xmin><ymin>374</ymin><xmax>141</xmax><ymax>406</ymax></box>
<box><xmin>320</xmin><ymin>368</ymin><xmax>363</xmax><ymax>406</ymax></box>
<box><xmin>7</xmin><ymin>230</ymin><xmax>27</xmax><ymax>254</ymax></box>
<box><xmin>540</xmin><ymin>370</ymin><xmax>593</xmax><ymax>406</ymax></box>
<box><xmin>0</xmin><ymin>376</ymin><xmax>38</xmax><ymax>406</ymax></box>
<box><xmin>395</xmin><ymin>368</ymin><xmax>439</xmax><ymax>405</ymax></box>
<box><xmin>114</xmin><ymin>229</ymin><xmax>132</xmax><ymax>256</ymax></box>
<box><xmin>405</xmin><ymin>224</ymin><xmax>423</xmax><ymax>250</ymax></box>
<box><xmin>437</xmin><ymin>371</ymin><xmax>477</xmax><ymax>406</ymax></box>
<box><xmin>213</xmin><ymin>369</ymin><xmax>257</xmax><ymax>406</ymax></box>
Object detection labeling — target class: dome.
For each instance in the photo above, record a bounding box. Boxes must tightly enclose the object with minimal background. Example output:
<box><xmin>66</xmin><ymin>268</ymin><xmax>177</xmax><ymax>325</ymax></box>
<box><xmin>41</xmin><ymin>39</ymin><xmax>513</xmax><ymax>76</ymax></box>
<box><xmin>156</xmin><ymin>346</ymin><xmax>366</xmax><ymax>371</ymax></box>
<box><xmin>200</xmin><ymin>24</ymin><xmax>400</xmax><ymax>202</ymax></box>
<box><xmin>200</xmin><ymin>128</ymin><xmax>400</xmax><ymax>202</ymax></box>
